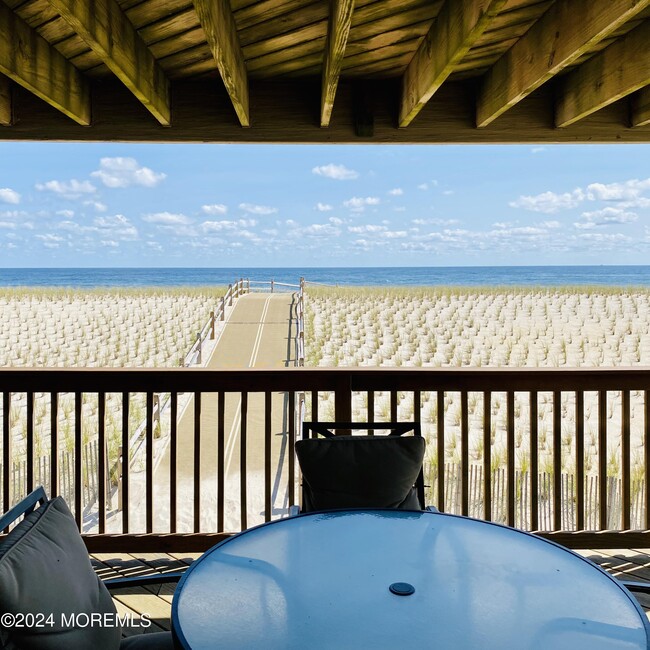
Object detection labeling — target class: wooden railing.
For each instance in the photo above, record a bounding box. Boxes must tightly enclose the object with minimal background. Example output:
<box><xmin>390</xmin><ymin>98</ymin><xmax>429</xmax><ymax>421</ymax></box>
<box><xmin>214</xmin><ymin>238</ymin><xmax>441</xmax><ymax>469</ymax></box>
<box><xmin>2</xmin><ymin>367</ymin><xmax>650</xmax><ymax>552</ymax></box>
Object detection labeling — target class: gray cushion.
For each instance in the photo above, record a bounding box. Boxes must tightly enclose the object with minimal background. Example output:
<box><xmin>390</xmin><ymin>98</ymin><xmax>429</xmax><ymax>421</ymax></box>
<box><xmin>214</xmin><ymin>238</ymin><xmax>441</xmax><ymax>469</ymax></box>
<box><xmin>120</xmin><ymin>632</ymin><xmax>174</xmax><ymax>650</ymax></box>
<box><xmin>0</xmin><ymin>497</ymin><xmax>121</xmax><ymax>650</ymax></box>
<box><xmin>295</xmin><ymin>435</ymin><xmax>425</xmax><ymax>512</ymax></box>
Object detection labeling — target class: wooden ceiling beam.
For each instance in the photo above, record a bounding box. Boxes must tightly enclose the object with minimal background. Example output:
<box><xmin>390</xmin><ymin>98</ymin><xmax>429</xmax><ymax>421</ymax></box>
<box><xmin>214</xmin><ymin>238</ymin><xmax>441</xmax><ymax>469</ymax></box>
<box><xmin>399</xmin><ymin>0</ymin><xmax>507</xmax><ymax>127</ymax></box>
<box><xmin>633</xmin><ymin>87</ymin><xmax>650</xmax><ymax>127</ymax></box>
<box><xmin>192</xmin><ymin>0</ymin><xmax>250</xmax><ymax>127</ymax></box>
<box><xmin>0</xmin><ymin>75</ymin><xmax>12</xmax><ymax>126</ymax></box>
<box><xmin>556</xmin><ymin>20</ymin><xmax>650</xmax><ymax>128</ymax></box>
<box><xmin>477</xmin><ymin>0</ymin><xmax>650</xmax><ymax>128</ymax></box>
<box><xmin>0</xmin><ymin>2</ymin><xmax>90</xmax><ymax>125</ymax></box>
<box><xmin>321</xmin><ymin>0</ymin><xmax>355</xmax><ymax>127</ymax></box>
<box><xmin>47</xmin><ymin>0</ymin><xmax>171</xmax><ymax>126</ymax></box>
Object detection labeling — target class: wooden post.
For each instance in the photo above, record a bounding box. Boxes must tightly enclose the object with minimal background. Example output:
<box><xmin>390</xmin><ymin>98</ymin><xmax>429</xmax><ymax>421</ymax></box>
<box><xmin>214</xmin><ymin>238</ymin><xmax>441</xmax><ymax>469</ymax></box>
<box><xmin>271</xmin><ymin>279</ymin><xmax>274</xmax><ymax>293</ymax></box>
<box><xmin>210</xmin><ymin>311</ymin><xmax>215</xmax><ymax>339</ymax></box>
<box><xmin>117</xmin><ymin>445</ymin><xmax>123</xmax><ymax>511</ymax></box>
<box><xmin>196</xmin><ymin>332</ymin><xmax>202</xmax><ymax>365</ymax></box>
<box><xmin>220</xmin><ymin>297</ymin><xmax>225</xmax><ymax>321</ymax></box>
<box><xmin>228</xmin><ymin>284</ymin><xmax>233</xmax><ymax>306</ymax></box>
<box><xmin>247</xmin><ymin>278</ymin><xmax>250</xmax><ymax>292</ymax></box>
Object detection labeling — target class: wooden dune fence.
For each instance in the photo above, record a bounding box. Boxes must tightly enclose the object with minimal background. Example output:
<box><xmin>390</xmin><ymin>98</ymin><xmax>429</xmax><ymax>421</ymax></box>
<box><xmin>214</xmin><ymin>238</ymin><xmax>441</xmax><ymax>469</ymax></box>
<box><xmin>1</xmin><ymin>440</ymin><xmax>101</xmax><ymax>512</ymax></box>
<box><xmin>434</xmin><ymin>462</ymin><xmax>645</xmax><ymax>531</ymax></box>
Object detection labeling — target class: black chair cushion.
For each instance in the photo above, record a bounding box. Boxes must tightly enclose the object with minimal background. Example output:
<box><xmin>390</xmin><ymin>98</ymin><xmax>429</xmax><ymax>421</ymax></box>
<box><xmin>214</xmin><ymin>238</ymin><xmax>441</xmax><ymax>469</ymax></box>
<box><xmin>295</xmin><ymin>435</ymin><xmax>425</xmax><ymax>512</ymax></box>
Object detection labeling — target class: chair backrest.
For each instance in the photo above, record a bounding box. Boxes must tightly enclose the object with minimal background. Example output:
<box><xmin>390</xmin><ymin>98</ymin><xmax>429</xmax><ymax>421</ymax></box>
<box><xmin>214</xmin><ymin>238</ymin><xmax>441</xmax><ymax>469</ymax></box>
<box><xmin>0</xmin><ymin>487</ymin><xmax>121</xmax><ymax>650</ymax></box>
<box><xmin>295</xmin><ymin>422</ymin><xmax>426</xmax><ymax>513</ymax></box>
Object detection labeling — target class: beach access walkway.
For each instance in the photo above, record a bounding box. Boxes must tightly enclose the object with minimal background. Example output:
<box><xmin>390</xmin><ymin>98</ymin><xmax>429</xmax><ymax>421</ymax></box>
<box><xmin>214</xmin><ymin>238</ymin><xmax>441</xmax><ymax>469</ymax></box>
<box><xmin>151</xmin><ymin>292</ymin><xmax>299</xmax><ymax>532</ymax></box>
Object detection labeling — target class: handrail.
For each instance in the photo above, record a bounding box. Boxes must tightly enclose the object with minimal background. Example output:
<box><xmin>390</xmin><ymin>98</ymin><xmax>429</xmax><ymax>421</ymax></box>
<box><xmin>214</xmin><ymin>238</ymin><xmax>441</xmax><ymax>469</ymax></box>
<box><xmin>295</xmin><ymin>276</ymin><xmax>305</xmax><ymax>367</ymax></box>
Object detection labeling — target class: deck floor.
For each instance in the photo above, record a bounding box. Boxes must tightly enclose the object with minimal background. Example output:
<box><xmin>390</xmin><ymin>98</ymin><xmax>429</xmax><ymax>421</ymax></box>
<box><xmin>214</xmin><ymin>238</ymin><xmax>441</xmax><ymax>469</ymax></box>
<box><xmin>93</xmin><ymin>547</ymin><xmax>650</xmax><ymax>639</ymax></box>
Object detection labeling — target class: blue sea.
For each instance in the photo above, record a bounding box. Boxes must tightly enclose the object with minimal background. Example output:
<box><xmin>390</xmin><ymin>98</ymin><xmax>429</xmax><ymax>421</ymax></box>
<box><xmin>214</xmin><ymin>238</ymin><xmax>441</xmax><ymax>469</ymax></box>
<box><xmin>1</xmin><ymin>267</ymin><xmax>650</xmax><ymax>288</ymax></box>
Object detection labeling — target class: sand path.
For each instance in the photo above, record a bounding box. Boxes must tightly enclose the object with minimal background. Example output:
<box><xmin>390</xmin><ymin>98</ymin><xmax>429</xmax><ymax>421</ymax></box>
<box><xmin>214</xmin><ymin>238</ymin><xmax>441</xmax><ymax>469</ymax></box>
<box><xmin>151</xmin><ymin>292</ymin><xmax>298</xmax><ymax>532</ymax></box>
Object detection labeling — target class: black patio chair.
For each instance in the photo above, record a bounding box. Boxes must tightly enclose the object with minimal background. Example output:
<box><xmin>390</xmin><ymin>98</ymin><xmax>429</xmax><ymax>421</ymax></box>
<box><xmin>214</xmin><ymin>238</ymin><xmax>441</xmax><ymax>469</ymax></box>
<box><xmin>292</xmin><ymin>421</ymin><xmax>436</xmax><ymax>515</ymax></box>
<box><xmin>0</xmin><ymin>487</ymin><xmax>182</xmax><ymax>650</ymax></box>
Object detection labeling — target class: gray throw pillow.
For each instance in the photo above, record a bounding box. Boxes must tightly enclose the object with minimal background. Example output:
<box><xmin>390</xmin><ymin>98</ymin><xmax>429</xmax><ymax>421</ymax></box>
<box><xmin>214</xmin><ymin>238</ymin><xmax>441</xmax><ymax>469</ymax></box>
<box><xmin>0</xmin><ymin>496</ymin><xmax>121</xmax><ymax>650</ymax></box>
<box><xmin>295</xmin><ymin>435</ymin><xmax>425</xmax><ymax>512</ymax></box>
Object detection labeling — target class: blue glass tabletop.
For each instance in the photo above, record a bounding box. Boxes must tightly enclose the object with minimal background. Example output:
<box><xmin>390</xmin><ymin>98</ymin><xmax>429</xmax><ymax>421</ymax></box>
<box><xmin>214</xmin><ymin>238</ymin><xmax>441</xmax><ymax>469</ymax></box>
<box><xmin>173</xmin><ymin>510</ymin><xmax>650</xmax><ymax>650</ymax></box>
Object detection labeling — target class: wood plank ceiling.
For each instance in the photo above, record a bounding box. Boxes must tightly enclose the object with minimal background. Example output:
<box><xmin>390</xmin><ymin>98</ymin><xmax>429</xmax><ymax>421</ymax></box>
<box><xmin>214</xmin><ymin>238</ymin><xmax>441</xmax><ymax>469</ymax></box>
<box><xmin>0</xmin><ymin>0</ymin><xmax>650</xmax><ymax>142</ymax></box>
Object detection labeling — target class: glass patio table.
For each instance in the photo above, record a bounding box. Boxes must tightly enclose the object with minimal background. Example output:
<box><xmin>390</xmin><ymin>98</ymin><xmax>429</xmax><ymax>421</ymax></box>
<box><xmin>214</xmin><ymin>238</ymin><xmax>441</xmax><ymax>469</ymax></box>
<box><xmin>171</xmin><ymin>510</ymin><xmax>650</xmax><ymax>649</ymax></box>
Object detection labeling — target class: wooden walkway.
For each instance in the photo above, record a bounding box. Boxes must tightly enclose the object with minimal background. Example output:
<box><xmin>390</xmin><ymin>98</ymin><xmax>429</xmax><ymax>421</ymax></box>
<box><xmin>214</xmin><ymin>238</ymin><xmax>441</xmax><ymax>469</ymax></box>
<box><xmin>96</xmin><ymin>547</ymin><xmax>650</xmax><ymax>638</ymax></box>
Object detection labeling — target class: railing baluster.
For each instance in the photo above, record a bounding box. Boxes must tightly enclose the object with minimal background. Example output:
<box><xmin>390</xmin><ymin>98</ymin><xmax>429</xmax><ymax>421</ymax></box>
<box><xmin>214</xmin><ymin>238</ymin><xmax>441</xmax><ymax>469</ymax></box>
<box><xmin>170</xmin><ymin>392</ymin><xmax>178</xmax><ymax>534</ymax></box>
<box><xmin>194</xmin><ymin>392</ymin><xmax>201</xmax><ymax>533</ymax></box>
<box><xmin>264</xmin><ymin>391</ymin><xmax>272</xmax><ymax>522</ymax></box>
<box><xmin>98</xmin><ymin>392</ymin><xmax>106</xmax><ymax>534</ymax></box>
<box><xmin>483</xmin><ymin>391</ymin><xmax>492</xmax><ymax>521</ymax></box>
<box><xmin>121</xmin><ymin>391</ymin><xmax>129</xmax><ymax>534</ymax></box>
<box><xmin>598</xmin><ymin>390</ymin><xmax>607</xmax><ymax>529</ymax></box>
<box><xmin>217</xmin><ymin>391</ymin><xmax>225</xmax><ymax>532</ymax></box>
<box><xmin>553</xmin><ymin>391</ymin><xmax>561</xmax><ymax>530</ymax></box>
<box><xmin>530</xmin><ymin>391</ymin><xmax>538</xmax><ymax>531</ymax></box>
<box><xmin>461</xmin><ymin>391</ymin><xmax>469</xmax><ymax>516</ymax></box>
<box><xmin>288</xmin><ymin>391</ymin><xmax>295</xmax><ymax>508</ymax></box>
<box><xmin>575</xmin><ymin>391</ymin><xmax>584</xmax><ymax>530</ymax></box>
<box><xmin>622</xmin><ymin>390</ymin><xmax>631</xmax><ymax>530</ymax></box>
<box><xmin>437</xmin><ymin>391</ymin><xmax>445</xmax><ymax>512</ymax></box>
<box><xmin>367</xmin><ymin>391</ymin><xmax>375</xmax><ymax>436</ymax></box>
<box><xmin>74</xmin><ymin>391</ymin><xmax>82</xmax><ymax>529</ymax></box>
<box><xmin>50</xmin><ymin>392</ymin><xmax>58</xmax><ymax>499</ymax></box>
<box><xmin>26</xmin><ymin>392</ymin><xmax>34</xmax><ymax>494</ymax></box>
<box><xmin>146</xmin><ymin>392</ymin><xmax>154</xmax><ymax>533</ymax></box>
<box><xmin>240</xmin><ymin>392</ymin><xmax>248</xmax><ymax>531</ymax></box>
<box><xmin>2</xmin><ymin>392</ymin><xmax>11</xmax><ymax>517</ymax></box>
<box><xmin>507</xmin><ymin>391</ymin><xmax>515</xmax><ymax>527</ymax></box>
<box><xmin>645</xmin><ymin>390</ymin><xmax>650</xmax><ymax>528</ymax></box>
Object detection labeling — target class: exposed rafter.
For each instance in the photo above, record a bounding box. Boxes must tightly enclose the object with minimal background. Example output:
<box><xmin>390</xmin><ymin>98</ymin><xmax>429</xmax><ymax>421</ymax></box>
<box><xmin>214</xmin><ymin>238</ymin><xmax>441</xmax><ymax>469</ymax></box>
<box><xmin>477</xmin><ymin>0</ymin><xmax>650</xmax><ymax>128</ymax></box>
<box><xmin>556</xmin><ymin>20</ymin><xmax>650</xmax><ymax>128</ymax></box>
<box><xmin>0</xmin><ymin>2</ymin><xmax>90</xmax><ymax>125</ymax></box>
<box><xmin>192</xmin><ymin>0</ymin><xmax>250</xmax><ymax>127</ymax></box>
<box><xmin>321</xmin><ymin>0</ymin><xmax>355</xmax><ymax>127</ymax></box>
<box><xmin>633</xmin><ymin>87</ymin><xmax>650</xmax><ymax>127</ymax></box>
<box><xmin>47</xmin><ymin>0</ymin><xmax>170</xmax><ymax>126</ymax></box>
<box><xmin>399</xmin><ymin>0</ymin><xmax>507</xmax><ymax>127</ymax></box>
<box><xmin>0</xmin><ymin>75</ymin><xmax>11</xmax><ymax>127</ymax></box>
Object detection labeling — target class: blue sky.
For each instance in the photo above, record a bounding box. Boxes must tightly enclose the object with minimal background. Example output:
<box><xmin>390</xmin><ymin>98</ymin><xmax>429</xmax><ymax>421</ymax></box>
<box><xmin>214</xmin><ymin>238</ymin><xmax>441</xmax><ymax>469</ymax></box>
<box><xmin>0</xmin><ymin>142</ymin><xmax>649</xmax><ymax>267</ymax></box>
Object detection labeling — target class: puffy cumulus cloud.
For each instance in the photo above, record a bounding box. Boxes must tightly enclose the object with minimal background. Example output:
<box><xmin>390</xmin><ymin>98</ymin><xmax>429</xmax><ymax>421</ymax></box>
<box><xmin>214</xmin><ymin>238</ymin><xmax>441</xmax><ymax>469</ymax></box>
<box><xmin>56</xmin><ymin>210</ymin><xmax>75</xmax><ymax>219</ymax></box>
<box><xmin>0</xmin><ymin>188</ymin><xmax>20</xmax><ymax>204</ymax></box>
<box><xmin>201</xmin><ymin>218</ymin><xmax>257</xmax><ymax>232</ymax></box>
<box><xmin>202</xmin><ymin>204</ymin><xmax>228</xmax><ymax>215</ymax></box>
<box><xmin>388</xmin><ymin>188</ymin><xmax>403</xmax><ymax>196</ymax></box>
<box><xmin>577</xmin><ymin>207</ymin><xmax>638</xmax><ymax>227</ymax></box>
<box><xmin>509</xmin><ymin>189</ymin><xmax>584</xmax><ymax>213</ymax></box>
<box><xmin>585</xmin><ymin>179</ymin><xmax>650</xmax><ymax>201</ymax></box>
<box><xmin>239</xmin><ymin>203</ymin><xmax>277</xmax><ymax>215</ymax></box>
<box><xmin>142</xmin><ymin>212</ymin><xmax>193</xmax><ymax>225</ymax></box>
<box><xmin>94</xmin><ymin>214</ymin><xmax>138</xmax><ymax>240</ymax></box>
<box><xmin>411</xmin><ymin>218</ymin><xmax>459</xmax><ymax>226</ymax></box>
<box><xmin>348</xmin><ymin>224</ymin><xmax>387</xmax><ymax>234</ymax></box>
<box><xmin>101</xmin><ymin>240</ymin><xmax>119</xmax><ymax>248</ymax></box>
<box><xmin>36</xmin><ymin>234</ymin><xmax>65</xmax><ymax>248</ymax></box>
<box><xmin>343</xmin><ymin>196</ymin><xmax>380</xmax><ymax>212</ymax></box>
<box><xmin>417</xmin><ymin>183</ymin><xmax>429</xmax><ymax>190</ymax></box>
<box><xmin>316</xmin><ymin>202</ymin><xmax>333</xmax><ymax>211</ymax></box>
<box><xmin>91</xmin><ymin>157</ymin><xmax>166</xmax><ymax>188</ymax></box>
<box><xmin>302</xmin><ymin>222</ymin><xmax>341</xmax><ymax>237</ymax></box>
<box><xmin>312</xmin><ymin>163</ymin><xmax>359</xmax><ymax>180</ymax></box>
<box><xmin>380</xmin><ymin>230</ymin><xmax>408</xmax><ymax>239</ymax></box>
<box><xmin>84</xmin><ymin>201</ymin><xmax>108</xmax><ymax>212</ymax></box>
<box><xmin>36</xmin><ymin>179</ymin><xmax>96</xmax><ymax>198</ymax></box>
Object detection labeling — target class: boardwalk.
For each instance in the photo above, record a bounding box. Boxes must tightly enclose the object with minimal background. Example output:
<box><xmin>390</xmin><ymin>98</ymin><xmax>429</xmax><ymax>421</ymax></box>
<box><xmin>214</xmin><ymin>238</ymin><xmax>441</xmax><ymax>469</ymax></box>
<box><xmin>151</xmin><ymin>292</ymin><xmax>299</xmax><ymax>533</ymax></box>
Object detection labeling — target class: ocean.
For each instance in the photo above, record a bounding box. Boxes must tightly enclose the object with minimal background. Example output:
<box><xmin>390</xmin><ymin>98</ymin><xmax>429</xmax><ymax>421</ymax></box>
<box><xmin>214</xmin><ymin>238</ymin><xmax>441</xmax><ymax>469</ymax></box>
<box><xmin>1</xmin><ymin>266</ymin><xmax>650</xmax><ymax>288</ymax></box>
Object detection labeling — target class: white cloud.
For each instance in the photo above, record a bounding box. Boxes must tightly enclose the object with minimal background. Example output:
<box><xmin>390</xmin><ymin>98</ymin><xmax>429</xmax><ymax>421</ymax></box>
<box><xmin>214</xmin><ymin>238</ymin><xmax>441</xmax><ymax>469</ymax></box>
<box><xmin>143</xmin><ymin>212</ymin><xmax>193</xmax><ymax>225</ymax></box>
<box><xmin>36</xmin><ymin>234</ymin><xmax>64</xmax><ymax>248</ymax></box>
<box><xmin>343</xmin><ymin>196</ymin><xmax>380</xmax><ymax>212</ymax></box>
<box><xmin>101</xmin><ymin>240</ymin><xmax>119</xmax><ymax>248</ymax></box>
<box><xmin>239</xmin><ymin>203</ymin><xmax>277</xmax><ymax>215</ymax></box>
<box><xmin>91</xmin><ymin>157</ymin><xmax>166</xmax><ymax>188</ymax></box>
<box><xmin>348</xmin><ymin>224</ymin><xmax>387</xmax><ymax>234</ymax></box>
<box><xmin>316</xmin><ymin>203</ymin><xmax>333</xmax><ymax>211</ymax></box>
<box><xmin>312</xmin><ymin>164</ymin><xmax>359</xmax><ymax>180</ymax></box>
<box><xmin>509</xmin><ymin>189</ymin><xmax>584</xmax><ymax>213</ymax></box>
<box><xmin>303</xmin><ymin>223</ymin><xmax>341</xmax><ymax>237</ymax></box>
<box><xmin>412</xmin><ymin>218</ymin><xmax>459</xmax><ymax>226</ymax></box>
<box><xmin>577</xmin><ymin>207</ymin><xmax>638</xmax><ymax>227</ymax></box>
<box><xmin>84</xmin><ymin>201</ymin><xmax>107</xmax><ymax>212</ymax></box>
<box><xmin>417</xmin><ymin>183</ymin><xmax>429</xmax><ymax>190</ymax></box>
<box><xmin>531</xmin><ymin>147</ymin><xmax>547</xmax><ymax>154</ymax></box>
<box><xmin>56</xmin><ymin>210</ymin><xmax>75</xmax><ymax>219</ymax></box>
<box><xmin>388</xmin><ymin>188</ymin><xmax>403</xmax><ymax>196</ymax></box>
<box><xmin>381</xmin><ymin>230</ymin><xmax>407</xmax><ymax>239</ymax></box>
<box><xmin>202</xmin><ymin>204</ymin><xmax>228</xmax><ymax>215</ymax></box>
<box><xmin>94</xmin><ymin>214</ymin><xmax>138</xmax><ymax>240</ymax></box>
<box><xmin>0</xmin><ymin>188</ymin><xmax>20</xmax><ymax>204</ymax></box>
<box><xmin>0</xmin><ymin>221</ymin><xmax>16</xmax><ymax>229</ymax></box>
<box><xmin>201</xmin><ymin>218</ymin><xmax>257</xmax><ymax>232</ymax></box>
<box><xmin>36</xmin><ymin>179</ymin><xmax>96</xmax><ymax>198</ymax></box>
<box><xmin>586</xmin><ymin>179</ymin><xmax>650</xmax><ymax>201</ymax></box>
